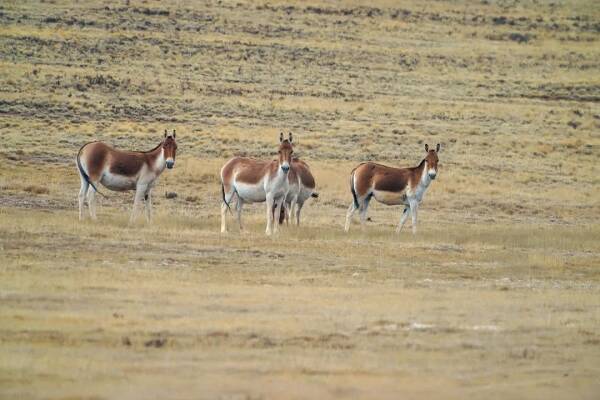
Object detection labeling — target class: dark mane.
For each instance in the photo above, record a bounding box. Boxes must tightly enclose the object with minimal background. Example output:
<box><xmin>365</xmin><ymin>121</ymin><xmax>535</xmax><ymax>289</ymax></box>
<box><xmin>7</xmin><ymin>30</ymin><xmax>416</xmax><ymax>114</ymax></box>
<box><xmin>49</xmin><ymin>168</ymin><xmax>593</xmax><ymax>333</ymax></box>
<box><xmin>407</xmin><ymin>158</ymin><xmax>426</xmax><ymax>174</ymax></box>
<box><xmin>142</xmin><ymin>140</ymin><xmax>164</xmax><ymax>153</ymax></box>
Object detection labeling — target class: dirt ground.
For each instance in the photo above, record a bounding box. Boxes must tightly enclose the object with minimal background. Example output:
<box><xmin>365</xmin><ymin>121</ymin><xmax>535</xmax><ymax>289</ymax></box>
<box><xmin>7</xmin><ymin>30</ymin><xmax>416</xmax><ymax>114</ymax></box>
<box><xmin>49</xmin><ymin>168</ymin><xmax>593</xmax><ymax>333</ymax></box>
<box><xmin>1</xmin><ymin>1</ymin><xmax>599</xmax><ymax>399</ymax></box>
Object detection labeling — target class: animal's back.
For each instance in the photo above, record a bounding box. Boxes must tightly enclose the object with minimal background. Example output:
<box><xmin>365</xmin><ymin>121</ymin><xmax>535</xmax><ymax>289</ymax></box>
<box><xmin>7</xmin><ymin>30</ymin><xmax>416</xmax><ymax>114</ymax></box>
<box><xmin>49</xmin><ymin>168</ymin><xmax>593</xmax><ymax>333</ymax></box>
<box><xmin>293</xmin><ymin>159</ymin><xmax>316</xmax><ymax>189</ymax></box>
<box><xmin>353</xmin><ymin>162</ymin><xmax>412</xmax><ymax>194</ymax></box>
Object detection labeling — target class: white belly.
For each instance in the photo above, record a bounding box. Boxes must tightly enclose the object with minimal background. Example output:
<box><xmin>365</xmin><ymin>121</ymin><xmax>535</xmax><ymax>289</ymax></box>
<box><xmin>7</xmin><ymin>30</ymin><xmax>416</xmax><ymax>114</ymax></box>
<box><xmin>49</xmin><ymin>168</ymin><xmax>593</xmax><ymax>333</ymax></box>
<box><xmin>373</xmin><ymin>190</ymin><xmax>407</xmax><ymax>206</ymax></box>
<box><xmin>100</xmin><ymin>172</ymin><xmax>137</xmax><ymax>191</ymax></box>
<box><xmin>235</xmin><ymin>181</ymin><xmax>266</xmax><ymax>203</ymax></box>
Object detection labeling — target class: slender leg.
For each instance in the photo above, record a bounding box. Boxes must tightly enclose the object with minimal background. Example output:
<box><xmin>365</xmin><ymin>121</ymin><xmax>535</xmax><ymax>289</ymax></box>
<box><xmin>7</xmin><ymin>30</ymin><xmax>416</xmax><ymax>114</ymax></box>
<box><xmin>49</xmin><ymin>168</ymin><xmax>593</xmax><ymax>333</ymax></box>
<box><xmin>236</xmin><ymin>198</ymin><xmax>244</xmax><ymax>231</ymax></box>
<box><xmin>273</xmin><ymin>197</ymin><xmax>284</xmax><ymax>234</ymax></box>
<box><xmin>296</xmin><ymin>201</ymin><xmax>304</xmax><ymax>226</ymax></box>
<box><xmin>281</xmin><ymin>201</ymin><xmax>294</xmax><ymax>226</ymax></box>
<box><xmin>278</xmin><ymin>201</ymin><xmax>288</xmax><ymax>226</ymax></box>
<box><xmin>78</xmin><ymin>178</ymin><xmax>89</xmax><ymax>221</ymax></box>
<box><xmin>288</xmin><ymin>196</ymin><xmax>298</xmax><ymax>226</ymax></box>
<box><xmin>345</xmin><ymin>202</ymin><xmax>357</xmax><ymax>232</ymax></box>
<box><xmin>396</xmin><ymin>207</ymin><xmax>410</xmax><ymax>233</ymax></box>
<box><xmin>221</xmin><ymin>186</ymin><xmax>236</xmax><ymax>233</ymax></box>
<box><xmin>410</xmin><ymin>200</ymin><xmax>419</xmax><ymax>235</ymax></box>
<box><xmin>87</xmin><ymin>188</ymin><xmax>97</xmax><ymax>220</ymax></box>
<box><xmin>130</xmin><ymin>184</ymin><xmax>147</xmax><ymax>224</ymax></box>
<box><xmin>144</xmin><ymin>190</ymin><xmax>153</xmax><ymax>222</ymax></box>
<box><xmin>359</xmin><ymin>195</ymin><xmax>372</xmax><ymax>228</ymax></box>
<box><xmin>265</xmin><ymin>194</ymin><xmax>275</xmax><ymax>235</ymax></box>
<box><xmin>220</xmin><ymin>203</ymin><xmax>228</xmax><ymax>233</ymax></box>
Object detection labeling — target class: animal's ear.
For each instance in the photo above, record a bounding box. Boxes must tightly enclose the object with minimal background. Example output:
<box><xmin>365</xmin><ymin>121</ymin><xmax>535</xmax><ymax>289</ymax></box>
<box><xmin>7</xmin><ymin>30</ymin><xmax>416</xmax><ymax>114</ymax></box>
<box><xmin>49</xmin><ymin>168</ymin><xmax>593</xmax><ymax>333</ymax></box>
<box><xmin>172</xmin><ymin>129</ymin><xmax>176</xmax><ymax>139</ymax></box>
<box><xmin>164</xmin><ymin>129</ymin><xmax>168</xmax><ymax>138</ymax></box>
<box><xmin>288</xmin><ymin>132</ymin><xmax>293</xmax><ymax>143</ymax></box>
<box><xmin>436</xmin><ymin>143</ymin><xmax>440</xmax><ymax>152</ymax></box>
<box><xmin>425</xmin><ymin>143</ymin><xmax>429</xmax><ymax>152</ymax></box>
<box><xmin>280</xmin><ymin>132</ymin><xmax>284</xmax><ymax>143</ymax></box>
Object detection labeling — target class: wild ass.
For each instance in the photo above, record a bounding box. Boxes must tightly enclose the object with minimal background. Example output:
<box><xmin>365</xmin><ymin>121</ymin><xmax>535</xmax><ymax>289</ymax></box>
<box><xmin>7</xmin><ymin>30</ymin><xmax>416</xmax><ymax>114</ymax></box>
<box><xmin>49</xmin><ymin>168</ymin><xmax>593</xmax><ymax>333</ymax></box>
<box><xmin>279</xmin><ymin>157</ymin><xmax>318</xmax><ymax>226</ymax></box>
<box><xmin>76</xmin><ymin>130</ymin><xmax>178</xmax><ymax>222</ymax></box>
<box><xmin>220</xmin><ymin>132</ymin><xmax>294</xmax><ymax>235</ymax></box>
<box><xmin>344</xmin><ymin>143</ymin><xmax>440</xmax><ymax>233</ymax></box>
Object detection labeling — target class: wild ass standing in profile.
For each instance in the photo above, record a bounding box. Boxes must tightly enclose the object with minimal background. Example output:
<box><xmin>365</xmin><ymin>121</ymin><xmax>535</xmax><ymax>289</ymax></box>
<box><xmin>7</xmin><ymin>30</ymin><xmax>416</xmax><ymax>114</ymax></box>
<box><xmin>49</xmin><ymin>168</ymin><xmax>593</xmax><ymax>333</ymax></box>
<box><xmin>76</xmin><ymin>130</ymin><xmax>178</xmax><ymax>222</ymax></box>
<box><xmin>220</xmin><ymin>132</ymin><xmax>294</xmax><ymax>235</ymax></box>
<box><xmin>279</xmin><ymin>157</ymin><xmax>318</xmax><ymax>226</ymax></box>
<box><xmin>345</xmin><ymin>143</ymin><xmax>440</xmax><ymax>233</ymax></box>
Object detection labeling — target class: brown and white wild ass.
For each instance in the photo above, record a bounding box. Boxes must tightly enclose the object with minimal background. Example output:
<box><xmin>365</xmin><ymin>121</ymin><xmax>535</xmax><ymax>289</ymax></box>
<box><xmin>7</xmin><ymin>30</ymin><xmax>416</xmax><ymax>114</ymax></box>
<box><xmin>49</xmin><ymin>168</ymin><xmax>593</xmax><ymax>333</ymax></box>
<box><xmin>344</xmin><ymin>143</ymin><xmax>440</xmax><ymax>233</ymax></box>
<box><xmin>279</xmin><ymin>156</ymin><xmax>318</xmax><ymax>226</ymax></box>
<box><xmin>76</xmin><ymin>130</ymin><xmax>178</xmax><ymax>222</ymax></box>
<box><xmin>220</xmin><ymin>132</ymin><xmax>294</xmax><ymax>235</ymax></box>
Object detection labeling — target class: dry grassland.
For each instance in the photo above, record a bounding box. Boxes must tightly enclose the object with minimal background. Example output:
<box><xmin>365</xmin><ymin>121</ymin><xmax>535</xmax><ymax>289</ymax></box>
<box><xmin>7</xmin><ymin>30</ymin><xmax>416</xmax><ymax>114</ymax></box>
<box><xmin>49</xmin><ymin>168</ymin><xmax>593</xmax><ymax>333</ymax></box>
<box><xmin>1</xmin><ymin>0</ymin><xmax>599</xmax><ymax>399</ymax></box>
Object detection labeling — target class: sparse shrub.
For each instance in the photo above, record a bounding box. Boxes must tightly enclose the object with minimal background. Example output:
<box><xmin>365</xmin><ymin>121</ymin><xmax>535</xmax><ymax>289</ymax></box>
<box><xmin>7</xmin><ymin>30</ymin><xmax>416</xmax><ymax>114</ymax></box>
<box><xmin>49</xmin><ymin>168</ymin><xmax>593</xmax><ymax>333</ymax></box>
<box><xmin>492</xmin><ymin>16</ymin><xmax>508</xmax><ymax>25</ymax></box>
<box><xmin>23</xmin><ymin>185</ymin><xmax>50</xmax><ymax>195</ymax></box>
<box><xmin>85</xmin><ymin>74</ymin><xmax>120</xmax><ymax>88</ymax></box>
<box><xmin>508</xmin><ymin>33</ymin><xmax>532</xmax><ymax>43</ymax></box>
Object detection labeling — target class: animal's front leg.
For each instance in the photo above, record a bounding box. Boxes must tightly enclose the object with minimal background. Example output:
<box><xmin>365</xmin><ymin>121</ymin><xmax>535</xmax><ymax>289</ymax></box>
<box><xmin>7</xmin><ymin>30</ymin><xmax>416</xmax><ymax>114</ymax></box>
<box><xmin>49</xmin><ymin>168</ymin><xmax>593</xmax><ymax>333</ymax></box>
<box><xmin>396</xmin><ymin>207</ymin><xmax>410</xmax><ymax>233</ymax></box>
<box><xmin>144</xmin><ymin>189</ymin><xmax>153</xmax><ymax>222</ymax></box>
<box><xmin>265</xmin><ymin>194</ymin><xmax>275</xmax><ymax>235</ymax></box>
<box><xmin>130</xmin><ymin>185</ymin><xmax>147</xmax><ymax>224</ymax></box>
<box><xmin>409</xmin><ymin>199</ymin><xmax>419</xmax><ymax>235</ymax></box>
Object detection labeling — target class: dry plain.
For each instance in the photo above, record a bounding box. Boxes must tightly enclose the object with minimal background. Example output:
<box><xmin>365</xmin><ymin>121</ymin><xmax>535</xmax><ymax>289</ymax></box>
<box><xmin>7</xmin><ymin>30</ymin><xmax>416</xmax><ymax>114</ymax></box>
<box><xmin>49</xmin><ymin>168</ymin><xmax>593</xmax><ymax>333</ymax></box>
<box><xmin>1</xmin><ymin>0</ymin><xmax>600</xmax><ymax>399</ymax></box>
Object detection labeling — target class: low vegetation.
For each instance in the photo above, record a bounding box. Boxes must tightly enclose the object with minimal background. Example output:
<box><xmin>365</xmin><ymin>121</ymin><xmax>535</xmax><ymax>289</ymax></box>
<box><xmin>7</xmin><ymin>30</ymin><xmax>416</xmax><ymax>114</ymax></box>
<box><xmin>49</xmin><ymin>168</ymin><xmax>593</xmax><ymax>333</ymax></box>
<box><xmin>0</xmin><ymin>0</ymin><xmax>599</xmax><ymax>398</ymax></box>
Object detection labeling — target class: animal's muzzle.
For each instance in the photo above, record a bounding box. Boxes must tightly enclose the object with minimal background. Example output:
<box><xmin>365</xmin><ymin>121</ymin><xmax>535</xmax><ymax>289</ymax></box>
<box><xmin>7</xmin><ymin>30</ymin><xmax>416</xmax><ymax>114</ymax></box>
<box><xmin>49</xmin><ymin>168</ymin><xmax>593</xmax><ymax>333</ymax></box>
<box><xmin>281</xmin><ymin>164</ymin><xmax>290</xmax><ymax>173</ymax></box>
<box><xmin>428</xmin><ymin>172</ymin><xmax>437</xmax><ymax>179</ymax></box>
<box><xmin>166</xmin><ymin>159</ymin><xmax>175</xmax><ymax>169</ymax></box>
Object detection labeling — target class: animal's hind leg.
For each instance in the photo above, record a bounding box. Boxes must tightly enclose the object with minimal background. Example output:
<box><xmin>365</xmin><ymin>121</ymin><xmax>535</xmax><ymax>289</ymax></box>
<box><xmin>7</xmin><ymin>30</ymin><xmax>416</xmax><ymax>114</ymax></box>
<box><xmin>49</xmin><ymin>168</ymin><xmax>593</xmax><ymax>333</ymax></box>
<box><xmin>273</xmin><ymin>197</ymin><xmax>284</xmax><ymax>234</ymax></box>
<box><xmin>285</xmin><ymin>195</ymin><xmax>298</xmax><ymax>226</ymax></box>
<box><xmin>78</xmin><ymin>176</ymin><xmax>89</xmax><ymax>221</ymax></box>
<box><xmin>295</xmin><ymin>201</ymin><xmax>304</xmax><ymax>226</ymax></box>
<box><xmin>396</xmin><ymin>207</ymin><xmax>410</xmax><ymax>233</ymax></box>
<box><xmin>344</xmin><ymin>202</ymin><xmax>358</xmax><ymax>232</ymax></box>
<box><xmin>359</xmin><ymin>194</ymin><xmax>372</xmax><ymax>227</ymax></box>
<box><xmin>221</xmin><ymin>186</ymin><xmax>236</xmax><ymax>233</ymax></box>
<box><xmin>235</xmin><ymin>197</ymin><xmax>244</xmax><ymax>231</ymax></box>
<box><xmin>278</xmin><ymin>201</ymin><xmax>289</xmax><ymax>226</ymax></box>
<box><xmin>87</xmin><ymin>187</ymin><xmax>97</xmax><ymax>220</ymax></box>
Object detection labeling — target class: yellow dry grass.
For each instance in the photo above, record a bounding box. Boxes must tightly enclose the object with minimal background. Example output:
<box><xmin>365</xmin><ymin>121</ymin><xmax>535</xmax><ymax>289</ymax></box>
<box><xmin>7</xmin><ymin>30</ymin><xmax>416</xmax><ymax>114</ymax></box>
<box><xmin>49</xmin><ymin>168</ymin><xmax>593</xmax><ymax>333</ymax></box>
<box><xmin>1</xmin><ymin>0</ymin><xmax>600</xmax><ymax>399</ymax></box>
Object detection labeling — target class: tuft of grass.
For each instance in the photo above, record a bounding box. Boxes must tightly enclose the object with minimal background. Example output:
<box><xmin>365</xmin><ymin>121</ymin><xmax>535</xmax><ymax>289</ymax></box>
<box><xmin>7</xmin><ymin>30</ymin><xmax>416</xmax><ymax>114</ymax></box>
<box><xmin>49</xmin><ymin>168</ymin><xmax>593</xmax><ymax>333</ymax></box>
<box><xmin>22</xmin><ymin>185</ymin><xmax>50</xmax><ymax>195</ymax></box>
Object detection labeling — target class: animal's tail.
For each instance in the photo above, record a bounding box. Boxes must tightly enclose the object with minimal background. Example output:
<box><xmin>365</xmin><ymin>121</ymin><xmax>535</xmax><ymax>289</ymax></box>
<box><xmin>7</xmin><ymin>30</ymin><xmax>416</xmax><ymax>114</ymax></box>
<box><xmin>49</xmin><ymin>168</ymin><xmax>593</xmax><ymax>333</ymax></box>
<box><xmin>350</xmin><ymin>170</ymin><xmax>359</xmax><ymax>209</ymax></box>
<box><xmin>311</xmin><ymin>192</ymin><xmax>319</xmax><ymax>198</ymax></box>
<box><xmin>77</xmin><ymin>144</ymin><xmax>106</xmax><ymax>198</ymax></box>
<box><xmin>221</xmin><ymin>182</ymin><xmax>232</xmax><ymax>214</ymax></box>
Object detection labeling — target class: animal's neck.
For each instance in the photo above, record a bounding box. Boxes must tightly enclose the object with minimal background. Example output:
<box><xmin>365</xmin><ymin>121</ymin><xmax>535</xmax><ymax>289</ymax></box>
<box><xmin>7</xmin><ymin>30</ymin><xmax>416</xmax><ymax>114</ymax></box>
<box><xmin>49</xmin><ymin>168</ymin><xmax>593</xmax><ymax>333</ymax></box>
<box><xmin>417</xmin><ymin>160</ymin><xmax>431</xmax><ymax>189</ymax></box>
<box><xmin>151</xmin><ymin>145</ymin><xmax>166</xmax><ymax>173</ymax></box>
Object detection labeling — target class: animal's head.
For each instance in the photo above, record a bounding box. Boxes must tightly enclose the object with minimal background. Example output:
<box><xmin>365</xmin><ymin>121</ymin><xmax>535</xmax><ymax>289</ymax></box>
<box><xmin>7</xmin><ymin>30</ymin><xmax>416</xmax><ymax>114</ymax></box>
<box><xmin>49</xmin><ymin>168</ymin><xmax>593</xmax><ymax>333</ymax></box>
<box><xmin>163</xmin><ymin>129</ymin><xmax>178</xmax><ymax>169</ymax></box>
<box><xmin>424</xmin><ymin>143</ymin><xmax>440</xmax><ymax>179</ymax></box>
<box><xmin>278</xmin><ymin>132</ymin><xmax>294</xmax><ymax>174</ymax></box>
